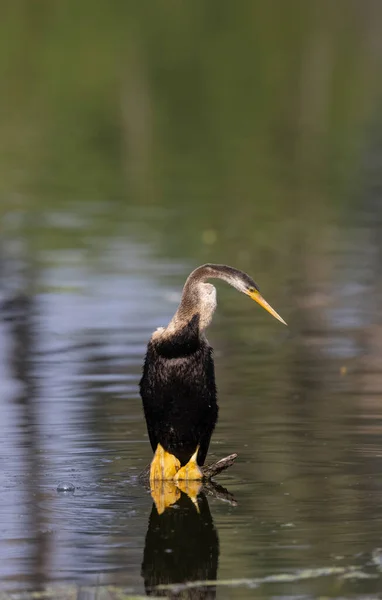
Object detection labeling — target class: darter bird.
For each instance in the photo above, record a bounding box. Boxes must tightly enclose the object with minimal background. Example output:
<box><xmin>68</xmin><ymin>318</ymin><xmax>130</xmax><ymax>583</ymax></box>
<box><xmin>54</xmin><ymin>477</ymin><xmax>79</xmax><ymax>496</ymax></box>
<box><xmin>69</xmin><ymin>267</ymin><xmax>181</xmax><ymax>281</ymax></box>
<box><xmin>140</xmin><ymin>264</ymin><xmax>286</xmax><ymax>482</ymax></box>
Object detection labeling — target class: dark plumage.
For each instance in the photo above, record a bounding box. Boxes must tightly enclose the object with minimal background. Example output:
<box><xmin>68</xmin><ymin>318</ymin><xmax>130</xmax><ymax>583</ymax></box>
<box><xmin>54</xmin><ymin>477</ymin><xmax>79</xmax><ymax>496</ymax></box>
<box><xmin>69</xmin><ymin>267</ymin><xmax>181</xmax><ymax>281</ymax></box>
<box><xmin>140</xmin><ymin>313</ymin><xmax>218</xmax><ymax>466</ymax></box>
<box><xmin>140</xmin><ymin>263</ymin><xmax>286</xmax><ymax>479</ymax></box>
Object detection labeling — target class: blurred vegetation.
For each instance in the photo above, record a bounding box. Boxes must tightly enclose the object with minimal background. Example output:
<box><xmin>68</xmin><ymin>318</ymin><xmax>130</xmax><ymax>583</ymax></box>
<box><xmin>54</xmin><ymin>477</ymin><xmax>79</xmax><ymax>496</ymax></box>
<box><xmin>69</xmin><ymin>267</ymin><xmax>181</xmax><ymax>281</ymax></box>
<box><xmin>1</xmin><ymin>0</ymin><xmax>382</xmax><ymax>268</ymax></box>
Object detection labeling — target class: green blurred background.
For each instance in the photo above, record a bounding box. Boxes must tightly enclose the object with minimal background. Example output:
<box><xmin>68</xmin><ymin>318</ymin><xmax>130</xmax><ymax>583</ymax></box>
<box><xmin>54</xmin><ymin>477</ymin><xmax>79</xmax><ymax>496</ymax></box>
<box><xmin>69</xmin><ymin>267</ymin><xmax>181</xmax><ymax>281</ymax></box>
<box><xmin>2</xmin><ymin>0</ymin><xmax>382</xmax><ymax>270</ymax></box>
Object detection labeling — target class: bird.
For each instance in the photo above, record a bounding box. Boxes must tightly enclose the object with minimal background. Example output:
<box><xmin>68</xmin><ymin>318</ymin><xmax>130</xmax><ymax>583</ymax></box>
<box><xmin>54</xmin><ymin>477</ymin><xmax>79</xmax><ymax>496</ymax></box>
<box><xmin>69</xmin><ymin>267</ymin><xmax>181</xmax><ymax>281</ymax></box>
<box><xmin>139</xmin><ymin>264</ymin><xmax>286</xmax><ymax>483</ymax></box>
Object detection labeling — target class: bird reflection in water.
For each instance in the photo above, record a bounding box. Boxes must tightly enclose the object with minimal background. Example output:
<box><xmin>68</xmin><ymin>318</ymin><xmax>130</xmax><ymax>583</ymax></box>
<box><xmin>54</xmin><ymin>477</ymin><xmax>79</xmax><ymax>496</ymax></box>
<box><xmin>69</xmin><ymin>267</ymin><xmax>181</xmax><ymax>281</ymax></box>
<box><xmin>150</xmin><ymin>479</ymin><xmax>203</xmax><ymax>515</ymax></box>
<box><xmin>142</xmin><ymin>486</ymin><xmax>219</xmax><ymax>599</ymax></box>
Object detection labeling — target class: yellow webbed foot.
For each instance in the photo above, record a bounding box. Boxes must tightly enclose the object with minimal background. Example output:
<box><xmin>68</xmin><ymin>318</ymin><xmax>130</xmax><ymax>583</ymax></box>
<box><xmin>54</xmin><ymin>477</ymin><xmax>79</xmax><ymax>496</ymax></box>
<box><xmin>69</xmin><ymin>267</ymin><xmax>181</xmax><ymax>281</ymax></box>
<box><xmin>150</xmin><ymin>443</ymin><xmax>180</xmax><ymax>482</ymax></box>
<box><xmin>174</xmin><ymin>447</ymin><xmax>203</xmax><ymax>481</ymax></box>
<box><xmin>149</xmin><ymin>444</ymin><xmax>202</xmax><ymax>514</ymax></box>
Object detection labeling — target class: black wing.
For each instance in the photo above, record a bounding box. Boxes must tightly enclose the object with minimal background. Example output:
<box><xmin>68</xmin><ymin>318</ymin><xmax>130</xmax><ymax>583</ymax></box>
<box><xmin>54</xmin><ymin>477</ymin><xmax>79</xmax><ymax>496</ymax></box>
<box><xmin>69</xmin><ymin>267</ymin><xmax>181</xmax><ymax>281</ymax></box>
<box><xmin>139</xmin><ymin>316</ymin><xmax>218</xmax><ymax>466</ymax></box>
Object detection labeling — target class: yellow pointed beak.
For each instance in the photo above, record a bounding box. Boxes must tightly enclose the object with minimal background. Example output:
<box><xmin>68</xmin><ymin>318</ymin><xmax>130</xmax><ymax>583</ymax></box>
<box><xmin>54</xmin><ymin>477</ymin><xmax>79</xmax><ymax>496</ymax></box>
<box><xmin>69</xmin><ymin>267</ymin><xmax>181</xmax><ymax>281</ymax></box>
<box><xmin>247</xmin><ymin>290</ymin><xmax>287</xmax><ymax>325</ymax></box>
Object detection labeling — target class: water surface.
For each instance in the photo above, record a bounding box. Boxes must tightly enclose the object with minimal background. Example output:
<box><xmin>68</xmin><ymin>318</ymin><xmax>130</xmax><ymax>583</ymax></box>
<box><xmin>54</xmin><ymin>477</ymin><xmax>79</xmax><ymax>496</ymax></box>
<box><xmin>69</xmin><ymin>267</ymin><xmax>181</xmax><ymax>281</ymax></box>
<box><xmin>2</xmin><ymin>214</ymin><xmax>382</xmax><ymax>598</ymax></box>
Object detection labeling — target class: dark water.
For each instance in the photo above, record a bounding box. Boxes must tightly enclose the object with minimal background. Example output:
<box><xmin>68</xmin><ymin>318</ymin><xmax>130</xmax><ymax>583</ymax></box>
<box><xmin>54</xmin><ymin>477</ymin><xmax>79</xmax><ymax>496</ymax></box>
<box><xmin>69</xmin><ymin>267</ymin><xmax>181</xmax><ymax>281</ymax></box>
<box><xmin>2</xmin><ymin>2</ymin><xmax>382</xmax><ymax>598</ymax></box>
<box><xmin>2</xmin><ymin>219</ymin><xmax>382</xmax><ymax>598</ymax></box>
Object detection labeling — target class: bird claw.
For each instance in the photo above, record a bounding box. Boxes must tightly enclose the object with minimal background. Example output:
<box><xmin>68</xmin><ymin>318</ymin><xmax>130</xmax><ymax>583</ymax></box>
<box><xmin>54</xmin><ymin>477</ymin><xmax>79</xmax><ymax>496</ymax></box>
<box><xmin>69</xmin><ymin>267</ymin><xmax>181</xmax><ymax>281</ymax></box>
<box><xmin>149</xmin><ymin>443</ymin><xmax>181</xmax><ymax>482</ymax></box>
<box><xmin>174</xmin><ymin>447</ymin><xmax>203</xmax><ymax>481</ymax></box>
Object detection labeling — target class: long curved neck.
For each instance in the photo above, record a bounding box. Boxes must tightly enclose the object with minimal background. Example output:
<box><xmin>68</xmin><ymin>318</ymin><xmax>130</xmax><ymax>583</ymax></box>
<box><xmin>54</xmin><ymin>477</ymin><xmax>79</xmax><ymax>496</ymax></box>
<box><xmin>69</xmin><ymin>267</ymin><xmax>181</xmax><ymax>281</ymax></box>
<box><xmin>181</xmin><ymin>264</ymin><xmax>251</xmax><ymax>302</ymax></box>
<box><xmin>167</xmin><ymin>264</ymin><xmax>251</xmax><ymax>333</ymax></box>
